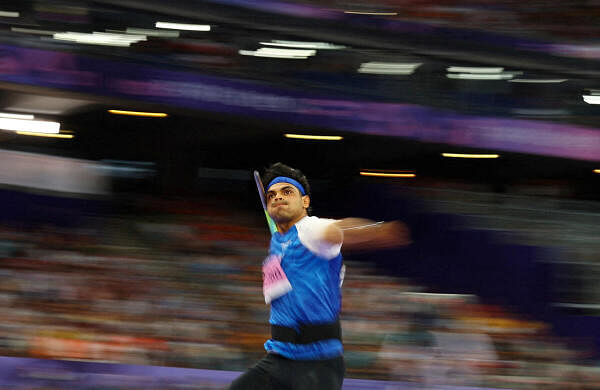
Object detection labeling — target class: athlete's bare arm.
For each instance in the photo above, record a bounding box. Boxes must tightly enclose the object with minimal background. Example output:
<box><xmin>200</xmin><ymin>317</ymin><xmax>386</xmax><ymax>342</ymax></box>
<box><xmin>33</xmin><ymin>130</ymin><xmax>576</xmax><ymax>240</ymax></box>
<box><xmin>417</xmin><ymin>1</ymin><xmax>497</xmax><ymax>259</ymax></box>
<box><xmin>323</xmin><ymin>218</ymin><xmax>411</xmax><ymax>250</ymax></box>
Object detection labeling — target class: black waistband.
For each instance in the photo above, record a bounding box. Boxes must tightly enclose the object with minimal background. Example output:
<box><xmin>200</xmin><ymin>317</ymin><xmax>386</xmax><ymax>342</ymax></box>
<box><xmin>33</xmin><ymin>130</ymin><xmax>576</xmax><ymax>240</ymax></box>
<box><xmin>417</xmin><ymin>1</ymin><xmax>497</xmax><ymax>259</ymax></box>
<box><xmin>271</xmin><ymin>320</ymin><xmax>341</xmax><ymax>344</ymax></box>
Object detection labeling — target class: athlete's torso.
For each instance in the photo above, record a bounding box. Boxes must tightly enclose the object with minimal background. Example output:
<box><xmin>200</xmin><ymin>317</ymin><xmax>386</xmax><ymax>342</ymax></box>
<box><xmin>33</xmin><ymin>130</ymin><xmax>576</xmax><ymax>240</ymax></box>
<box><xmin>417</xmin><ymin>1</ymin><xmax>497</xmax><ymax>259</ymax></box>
<box><xmin>264</xmin><ymin>216</ymin><xmax>344</xmax><ymax>360</ymax></box>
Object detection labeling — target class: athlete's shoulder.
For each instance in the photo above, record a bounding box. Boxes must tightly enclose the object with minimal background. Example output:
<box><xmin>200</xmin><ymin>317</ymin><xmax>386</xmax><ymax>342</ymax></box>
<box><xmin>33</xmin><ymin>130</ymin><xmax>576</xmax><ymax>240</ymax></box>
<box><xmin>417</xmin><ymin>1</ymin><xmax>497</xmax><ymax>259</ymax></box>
<box><xmin>296</xmin><ymin>215</ymin><xmax>337</xmax><ymax>227</ymax></box>
<box><xmin>296</xmin><ymin>216</ymin><xmax>341</xmax><ymax>260</ymax></box>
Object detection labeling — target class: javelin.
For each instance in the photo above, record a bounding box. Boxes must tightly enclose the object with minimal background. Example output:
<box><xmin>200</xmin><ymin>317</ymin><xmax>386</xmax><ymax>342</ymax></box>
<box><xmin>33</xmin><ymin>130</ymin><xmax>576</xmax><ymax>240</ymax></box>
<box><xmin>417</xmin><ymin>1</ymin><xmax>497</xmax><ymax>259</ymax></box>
<box><xmin>253</xmin><ymin>170</ymin><xmax>278</xmax><ymax>235</ymax></box>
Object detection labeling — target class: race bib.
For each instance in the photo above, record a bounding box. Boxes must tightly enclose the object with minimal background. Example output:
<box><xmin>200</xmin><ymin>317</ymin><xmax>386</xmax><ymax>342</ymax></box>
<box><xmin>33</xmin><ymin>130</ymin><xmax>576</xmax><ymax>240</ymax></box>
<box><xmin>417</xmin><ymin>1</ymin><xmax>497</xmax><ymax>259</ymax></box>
<box><xmin>262</xmin><ymin>255</ymin><xmax>292</xmax><ymax>304</ymax></box>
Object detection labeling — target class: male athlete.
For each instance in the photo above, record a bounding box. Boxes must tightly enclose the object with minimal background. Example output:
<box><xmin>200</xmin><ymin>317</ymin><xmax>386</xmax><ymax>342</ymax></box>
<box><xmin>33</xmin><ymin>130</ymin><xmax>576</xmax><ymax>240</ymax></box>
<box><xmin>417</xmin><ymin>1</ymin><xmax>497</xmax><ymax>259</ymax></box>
<box><xmin>229</xmin><ymin>163</ymin><xmax>410</xmax><ymax>390</ymax></box>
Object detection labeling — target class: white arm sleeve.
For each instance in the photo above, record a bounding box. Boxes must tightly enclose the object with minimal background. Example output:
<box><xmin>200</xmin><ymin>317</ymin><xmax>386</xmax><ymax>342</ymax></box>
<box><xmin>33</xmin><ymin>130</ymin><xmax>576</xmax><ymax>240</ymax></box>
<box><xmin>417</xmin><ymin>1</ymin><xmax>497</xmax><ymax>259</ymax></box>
<box><xmin>296</xmin><ymin>216</ymin><xmax>342</xmax><ymax>260</ymax></box>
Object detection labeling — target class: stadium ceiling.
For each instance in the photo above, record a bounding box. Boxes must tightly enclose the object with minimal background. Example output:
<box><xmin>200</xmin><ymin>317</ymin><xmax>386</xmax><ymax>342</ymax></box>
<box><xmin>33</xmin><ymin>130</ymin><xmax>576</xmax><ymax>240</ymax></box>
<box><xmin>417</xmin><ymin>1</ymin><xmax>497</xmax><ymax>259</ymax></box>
<box><xmin>0</xmin><ymin>0</ymin><xmax>597</xmax><ymax>186</ymax></box>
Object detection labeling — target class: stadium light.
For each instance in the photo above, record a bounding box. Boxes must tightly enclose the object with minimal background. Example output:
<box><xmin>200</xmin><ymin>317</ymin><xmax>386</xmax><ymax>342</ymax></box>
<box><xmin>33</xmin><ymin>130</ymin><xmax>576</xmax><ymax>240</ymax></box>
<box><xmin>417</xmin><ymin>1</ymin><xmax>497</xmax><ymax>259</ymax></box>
<box><xmin>0</xmin><ymin>11</ymin><xmax>19</xmax><ymax>17</ymax></box>
<box><xmin>358</xmin><ymin>62</ymin><xmax>422</xmax><ymax>75</ymax></box>
<box><xmin>155</xmin><ymin>22</ymin><xmax>210</xmax><ymax>31</ymax></box>
<box><xmin>583</xmin><ymin>95</ymin><xmax>600</xmax><ymax>104</ymax></box>
<box><xmin>108</xmin><ymin>110</ymin><xmax>168</xmax><ymax>117</ymax></box>
<box><xmin>344</xmin><ymin>11</ymin><xmax>398</xmax><ymax>16</ymax></box>
<box><xmin>509</xmin><ymin>79</ymin><xmax>567</xmax><ymax>83</ymax></box>
<box><xmin>11</xmin><ymin>27</ymin><xmax>58</xmax><ymax>35</ymax></box>
<box><xmin>447</xmin><ymin>73</ymin><xmax>514</xmax><ymax>80</ymax></box>
<box><xmin>239</xmin><ymin>48</ymin><xmax>316</xmax><ymax>59</ymax></box>
<box><xmin>53</xmin><ymin>32</ymin><xmax>147</xmax><ymax>47</ymax></box>
<box><xmin>442</xmin><ymin>153</ymin><xmax>499</xmax><ymax>159</ymax></box>
<box><xmin>446</xmin><ymin>66</ymin><xmax>519</xmax><ymax>81</ymax></box>
<box><xmin>17</xmin><ymin>131</ymin><xmax>73</xmax><ymax>138</ymax></box>
<box><xmin>260</xmin><ymin>41</ymin><xmax>345</xmax><ymax>50</ymax></box>
<box><xmin>447</xmin><ymin>67</ymin><xmax>504</xmax><ymax>74</ymax></box>
<box><xmin>284</xmin><ymin>134</ymin><xmax>343</xmax><ymax>140</ymax></box>
<box><xmin>0</xmin><ymin>112</ymin><xmax>34</xmax><ymax>120</ymax></box>
<box><xmin>360</xmin><ymin>171</ymin><xmax>416</xmax><ymax>178</ymax></box>
<box><xmin>0</xmin><ymin>118</ymin><xmax>59</xmax><ymax>133</ymax></box>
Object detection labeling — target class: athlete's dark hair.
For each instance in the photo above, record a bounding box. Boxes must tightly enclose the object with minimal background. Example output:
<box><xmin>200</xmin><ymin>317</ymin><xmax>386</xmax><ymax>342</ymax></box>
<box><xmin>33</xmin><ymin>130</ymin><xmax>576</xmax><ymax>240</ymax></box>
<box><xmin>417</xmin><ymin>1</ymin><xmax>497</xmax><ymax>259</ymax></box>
<box><xmin>262</xmin><ymin>162</ymin><xmax>312</xmax><ymax>214</ymax></box>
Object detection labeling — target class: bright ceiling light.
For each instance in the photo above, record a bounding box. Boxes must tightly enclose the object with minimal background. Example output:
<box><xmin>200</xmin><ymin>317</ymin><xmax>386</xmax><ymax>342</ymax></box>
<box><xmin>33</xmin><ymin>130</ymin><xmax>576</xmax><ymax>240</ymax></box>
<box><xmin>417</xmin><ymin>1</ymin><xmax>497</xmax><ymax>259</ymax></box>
<box><xmin>583</xmin><ymin>95</ymin><xmax>600</xmax><ymax>104</ymax></box>
<box><xmin>106</xmin><ymin>28</ymin><xmax>179</xmax><ymax>38</ymax></box>
<box><xmin>4</xmin><ymin>107</ymin><xmax>62</xmax><ymax>115</ymax></box>
<box><xmin>125</xmin><ymin>28</ymin><xmax>180</xmax><ymax>37</ymax></box>
<box><xmin>239</xmin><ymin>48</ymin><xmax>316</xmax><ymax>59</ymax></box>
<box><xmin>447</xmin><ymin>73</ymin><xmax>514</xmax><ymax>80</ymax></box>
<box><xmin>0</xmin><ymin>118</ymin><xmax>60</xmax><ymax>134</ymax></box>
<box><xmin>358</xmin><ymin>62</ymin><xmax>422</xmax><ymax>75</ymax></box>
<box><xmin>0</xmin><ymin>11</ymin><xmax>19</xmax><ymax>17</ymax></box>
<box><xmin>11</xmin><ymin>27</ymin><xmax>58</xmax><ymax>35</ymax></box>
<box><xmin>360</xmin><ymin>171</ymin><xmax>416</xmax><ymax>178</ymax></box>
<box><xmin>259</xmin><ymin>48</ymin><xmax>316</xmax><ymax>56</ymax></box>
<box><xmin>260</xmin><ymin>40</ymin><xmax>345</xmax><ymax>50</ymax></box>
<box><xmin>0</xmin><ymin>112</ymin><xmax>34</xmax><ymax>120</ymax></box>
<box><xmin>442</xmin><ymin>153</ymin><xmax>499</xmax><ymax>159</ymax></box>
<box><xmin>594</xmin><ymin>169</ymin><xmax>600</xmax><ymax>174</ymax></box>
<box><xmin>446</xmin><ymin>66</ymin><xmax>519</xmax><ymax>80</ymax></box>
<box><xmin>509</xmin><ymin>79</ymin><xmax>567</xmax><ymax>83</ymax></box>
<box><xmin>512</xmin><ymin>108</ymin><xmax>569</xmax><ymax>116</ymax></box>
<box><xmin>447</xmin><ymin>66</ymin><xmax>504</xmax><ymax>73</ymax></box>
<box><xmin>16</xmin><ymin>131</ymin><xmax>73</xmax><ymax>138</ymax></box>
<box><xmin>108</xmin><ymin>110</ymin><xmax>168</xmax><ymax>117</ymax></box>
<box><xmin>53</xmin><ymin>32</ymin><xmax>147</xmax><ymax>47</ymax></box>
<box><xmin>88</xmin><ymin>31</ymin><xmax>146</xmax><ymax>42</ymax></box>
<box><xmin>238</xmin><ymin>50</ymin><xmax>308</xmax><ymax>60</ymax></box>
<box><xmin>284</xmin><ymin>134</ymin><xmax>343</xmax><ymax>140</ymax></box>
<box><xmin>239</xmin><ymin>50</ymin><xmax>305</xmax><ymax>59</ymax></box>
<box><xmin>155</xmin><ymin>22</ymin><xmax>210</xmax><ymax>31</ymax></box>
<box><xmin>344</xmin><ymin>11</ymin><xmax>398</xmax><ymax>16</ymax></box>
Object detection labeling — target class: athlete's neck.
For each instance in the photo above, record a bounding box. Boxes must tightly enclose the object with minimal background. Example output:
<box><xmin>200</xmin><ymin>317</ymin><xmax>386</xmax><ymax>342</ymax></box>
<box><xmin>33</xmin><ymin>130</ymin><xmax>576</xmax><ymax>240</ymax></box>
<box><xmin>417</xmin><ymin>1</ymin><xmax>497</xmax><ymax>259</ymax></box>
<box><xmin>277</xmin><ymin>213</ymin><xmax>307</xmax><ymax>234</ymax></box>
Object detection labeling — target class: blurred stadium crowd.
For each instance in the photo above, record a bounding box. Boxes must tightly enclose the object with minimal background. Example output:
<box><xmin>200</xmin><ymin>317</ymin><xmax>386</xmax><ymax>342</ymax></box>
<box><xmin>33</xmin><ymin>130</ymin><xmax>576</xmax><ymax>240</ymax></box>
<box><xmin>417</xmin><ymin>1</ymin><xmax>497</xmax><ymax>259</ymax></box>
<box><xmin>317</xmin><ymin>0</ymin><xmax>600</xmax><ymax>42</ymax></box>
<box><xmin>0</xmin><ymin>194</ymin><xmax>599</xmax><ymax>389</ymax></box>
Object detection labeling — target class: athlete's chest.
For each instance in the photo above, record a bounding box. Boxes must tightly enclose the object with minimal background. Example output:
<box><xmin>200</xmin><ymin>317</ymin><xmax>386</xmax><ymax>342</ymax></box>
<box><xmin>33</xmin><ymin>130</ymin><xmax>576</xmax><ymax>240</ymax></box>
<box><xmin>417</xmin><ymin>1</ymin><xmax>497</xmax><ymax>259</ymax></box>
<box><xmin>272</xmin><ymin>231</ymin><xmax>313</xmax><ymax>265</ymax></box>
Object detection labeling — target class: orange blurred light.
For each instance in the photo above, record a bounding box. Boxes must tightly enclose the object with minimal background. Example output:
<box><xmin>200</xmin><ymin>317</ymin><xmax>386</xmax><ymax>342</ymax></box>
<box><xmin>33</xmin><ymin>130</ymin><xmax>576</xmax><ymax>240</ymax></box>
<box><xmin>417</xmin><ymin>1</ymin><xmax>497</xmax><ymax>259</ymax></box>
<box><xmin>442</xmin><ymin>153</ymin><xmax>499</xmax><ymax>159</ymax></box>
<box><xmin>284</xmin><ymin>134</ymin><xmax>342</xmax><ymax>140</ymax></box>
<box><xmin>16</xmin><ymin>131</ymin><xmax>73</xmax><ymax>138</ymax></box>
<box><xmin>360</xmin><ymin>171</ymin><xmax>416</xmax><ymax>178</ymax></box>
<box><xmin>108</xmin><ymin>110</ymin><xmax>168</xmax><ymax>118</ymax></box>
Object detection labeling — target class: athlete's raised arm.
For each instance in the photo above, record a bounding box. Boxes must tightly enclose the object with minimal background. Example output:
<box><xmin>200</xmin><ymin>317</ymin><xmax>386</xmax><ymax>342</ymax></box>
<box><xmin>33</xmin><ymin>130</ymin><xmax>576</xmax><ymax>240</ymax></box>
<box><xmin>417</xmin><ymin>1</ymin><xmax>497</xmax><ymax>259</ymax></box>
<box><xmin>324</xmin><ymin>218</ymin><xmax>411</xmax><ymax>251</ymax></box>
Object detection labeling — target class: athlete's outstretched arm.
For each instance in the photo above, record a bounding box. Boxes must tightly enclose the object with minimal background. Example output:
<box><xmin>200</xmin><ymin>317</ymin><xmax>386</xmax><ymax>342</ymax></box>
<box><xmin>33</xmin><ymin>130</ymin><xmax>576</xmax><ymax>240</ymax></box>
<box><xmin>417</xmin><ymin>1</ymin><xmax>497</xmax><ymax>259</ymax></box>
<box><xmin>323</xmin><ymin>218</ymin><xmax>411</xmax><ymax>251</ymax></box>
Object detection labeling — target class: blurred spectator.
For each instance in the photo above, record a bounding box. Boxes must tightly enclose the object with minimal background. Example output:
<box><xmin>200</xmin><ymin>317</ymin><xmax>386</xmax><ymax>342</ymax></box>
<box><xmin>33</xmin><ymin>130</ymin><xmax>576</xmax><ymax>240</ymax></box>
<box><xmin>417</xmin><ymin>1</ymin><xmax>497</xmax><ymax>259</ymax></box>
<box><xmin>0</xmin><ymin>191</ymin><xmax>598</xmax><ymax>389</ymax></box>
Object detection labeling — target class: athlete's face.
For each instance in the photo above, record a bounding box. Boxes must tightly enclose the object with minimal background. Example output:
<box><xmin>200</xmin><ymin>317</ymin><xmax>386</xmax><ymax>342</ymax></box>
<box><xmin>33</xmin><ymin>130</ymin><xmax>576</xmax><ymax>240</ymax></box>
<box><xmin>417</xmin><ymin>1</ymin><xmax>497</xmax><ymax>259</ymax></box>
<box><xmin>266</xmin><ymin>182</ymin><xmax>309</xmax><ymax>224</ymax></box>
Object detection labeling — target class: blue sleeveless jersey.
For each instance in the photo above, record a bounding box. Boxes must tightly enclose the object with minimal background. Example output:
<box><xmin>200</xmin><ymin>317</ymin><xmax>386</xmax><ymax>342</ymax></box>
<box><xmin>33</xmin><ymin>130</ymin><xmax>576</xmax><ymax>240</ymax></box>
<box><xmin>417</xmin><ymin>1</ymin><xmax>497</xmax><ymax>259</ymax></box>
<box><xmin>264</xmin><ymin>216</ymin><xmax>343</xmax><ymax>360</ymax></box>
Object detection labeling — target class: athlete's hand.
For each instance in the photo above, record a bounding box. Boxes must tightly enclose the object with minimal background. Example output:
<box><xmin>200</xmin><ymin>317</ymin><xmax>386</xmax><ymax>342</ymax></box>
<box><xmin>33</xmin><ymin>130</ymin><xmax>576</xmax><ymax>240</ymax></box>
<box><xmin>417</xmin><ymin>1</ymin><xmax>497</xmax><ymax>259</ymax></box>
<box><xmin>376</xmin><ymin>220</ymin><xmax>412</xmax><ymax>249</ymax></box>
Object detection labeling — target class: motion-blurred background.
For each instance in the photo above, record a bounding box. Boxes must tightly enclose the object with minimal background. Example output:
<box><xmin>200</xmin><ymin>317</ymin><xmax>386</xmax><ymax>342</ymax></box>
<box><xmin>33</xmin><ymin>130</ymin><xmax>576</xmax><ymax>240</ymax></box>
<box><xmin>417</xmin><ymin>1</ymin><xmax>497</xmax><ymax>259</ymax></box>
<box><xmin>0</xmin><ymin>0</ymin><xmax>599</xmax><ymax>388</ymax></box>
